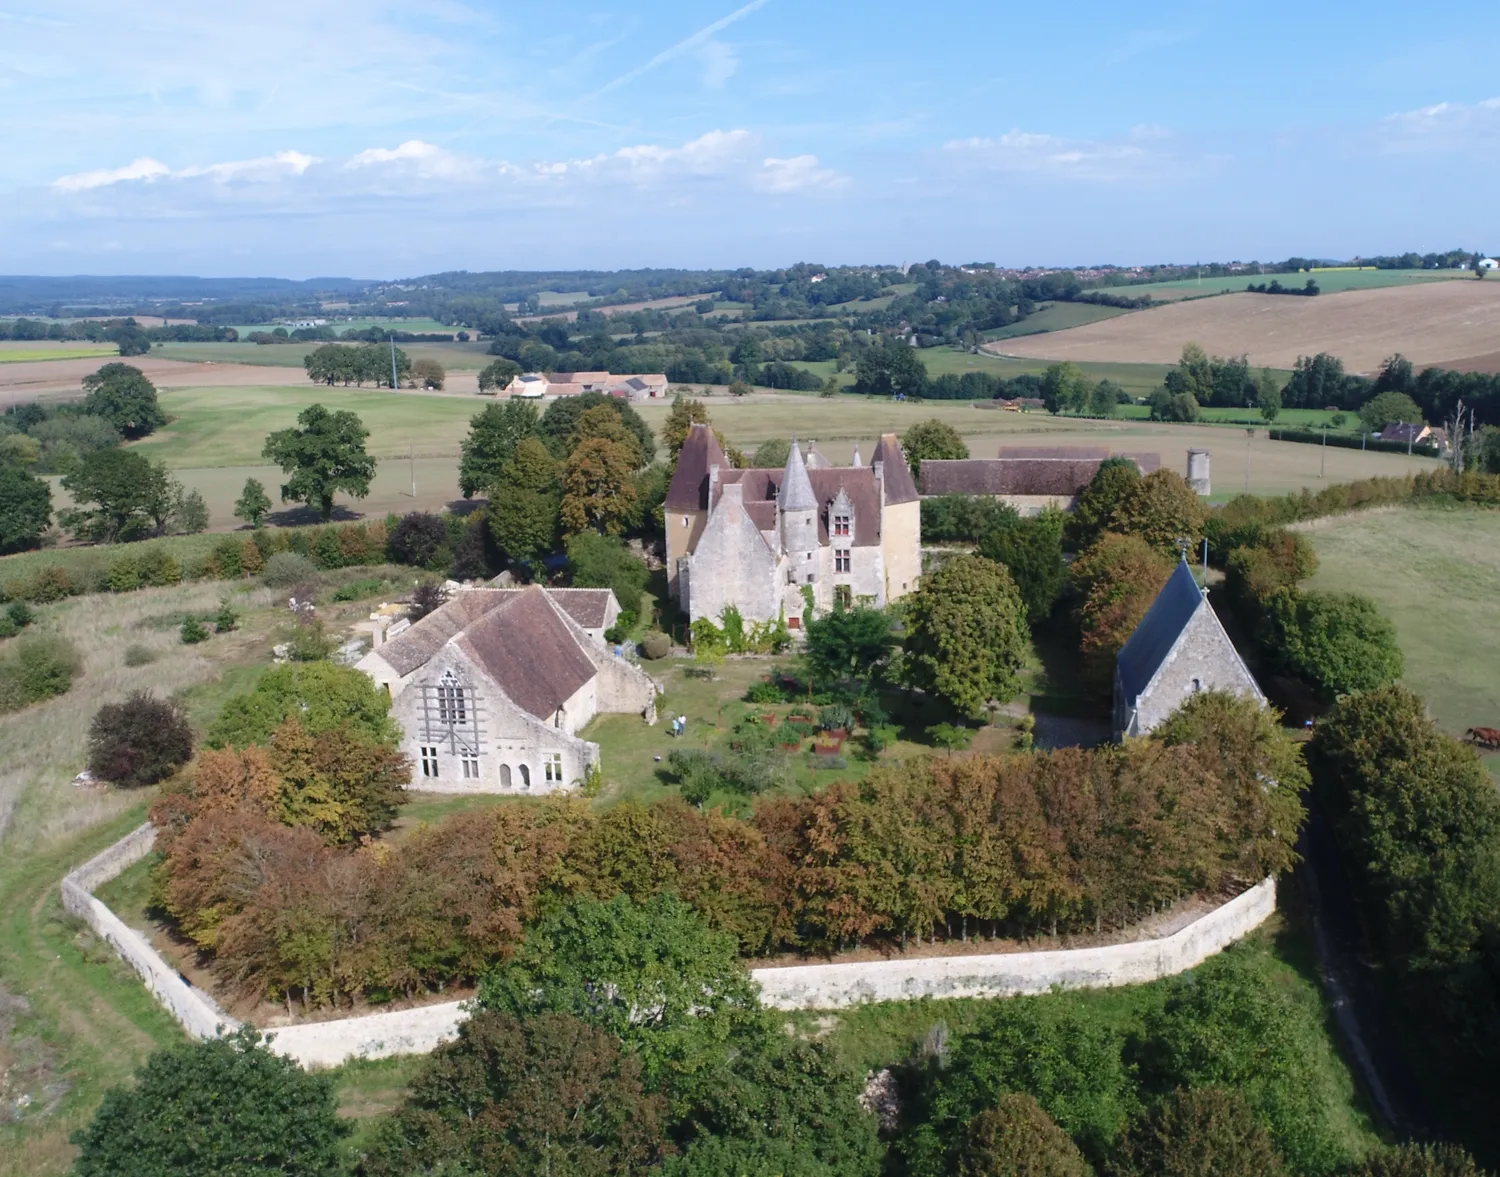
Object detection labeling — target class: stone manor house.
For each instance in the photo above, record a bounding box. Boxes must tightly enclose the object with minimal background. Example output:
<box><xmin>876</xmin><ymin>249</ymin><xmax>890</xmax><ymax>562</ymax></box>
<box><xmin>356</xmin><ymin>586</ymin><xmax>657</xmax><ymax>794</ymax></box>
<box><xmin>665</xmin><ymin>425</ymin><xmax>922</xmax><ymax>629</ymax></box>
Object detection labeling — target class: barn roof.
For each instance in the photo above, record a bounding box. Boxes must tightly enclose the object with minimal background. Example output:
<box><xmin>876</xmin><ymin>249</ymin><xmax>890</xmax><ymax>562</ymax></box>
<box><xmin>1115</xmin><ymin>560</ymin><xmax>1205</xmax><ymax>705</ymax></box>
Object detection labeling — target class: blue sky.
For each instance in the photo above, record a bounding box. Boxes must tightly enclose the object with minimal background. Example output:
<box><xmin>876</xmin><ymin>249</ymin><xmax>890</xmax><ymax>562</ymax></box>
<box><xmin>3</xmin><ymin>0</ymin><xmax>1499</xmax><ymax>277</ymax></box>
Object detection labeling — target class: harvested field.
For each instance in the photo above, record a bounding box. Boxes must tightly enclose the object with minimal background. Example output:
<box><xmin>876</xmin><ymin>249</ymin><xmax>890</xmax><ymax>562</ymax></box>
<box><xmin>516</xmin><ymin>294</ymin><xmax>704</xmax><ymax>323</ymax></box>
<box><xmin>1107</xmin><ymin>268</ymin><xmax>1463</xmax><ymax>302</ymax></box>
<box><xmin>992</xmin><ymin>281</ymin><xmax>1500</xmax><ymax>372</ymax></box>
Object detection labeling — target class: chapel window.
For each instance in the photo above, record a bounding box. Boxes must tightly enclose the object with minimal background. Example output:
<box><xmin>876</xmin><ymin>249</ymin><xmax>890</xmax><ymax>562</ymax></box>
<box><xmin>438</xmin><ymin>670</ymin><xmax>466</xmax><ymax>723</ymax></box>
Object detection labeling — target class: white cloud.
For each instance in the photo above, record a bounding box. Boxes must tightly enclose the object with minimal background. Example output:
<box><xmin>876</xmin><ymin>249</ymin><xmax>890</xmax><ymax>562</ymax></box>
<box><xmin>1379</xmin><ymin>96</ymin><xmax>1500</xmax><ymax>152</ymax></box>
<box><xmin>942</xmin><ymin>127</ymin><xmax>1169</xmax><ymax>181</ymax></box>
<box><xmin>755</xmin><ymin>154</ymin><xmax>845</xmax><ymax>193</ymax></box>
<box><xmin>697</xmin><ymin>39</ymin><xmax>739</xmax><ymax>88</ymax></box>
<box><xmin>346</xmin><ymin>139</ymin><xmax>483</xmax><ymax>180</ymax></box>
<box><xmin>180</xmin><ymin>150</ymin><xmax>320</xmax><ymax>183</ymax></box>
<box><xmin>53</xmin><ymin>156</ymin><xmax>171</xmax><ymax>191</ymax></box>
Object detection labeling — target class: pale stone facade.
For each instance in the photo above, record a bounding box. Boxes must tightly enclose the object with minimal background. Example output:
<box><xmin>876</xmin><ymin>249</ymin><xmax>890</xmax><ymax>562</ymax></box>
<box><xmin>357</xmin><ymin>587</ymin><xmax>656</xmax><ymax>793</ymax></box>
<box><xmin>665</xmin><ymin>427</ymin><xmax>922</xmax><ymax>629</ymax></box>
<box><xmin>1113</xmin><ymin>560</ymin><xmax>1264</xmax><ymax>739</ymax></box>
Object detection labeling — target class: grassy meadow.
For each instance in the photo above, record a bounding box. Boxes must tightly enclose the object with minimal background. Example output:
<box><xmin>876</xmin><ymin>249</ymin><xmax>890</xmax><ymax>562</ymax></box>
<box><xmin>1103</xmin><ymin>268</ymin><xmax>1464</xmax><ymax>301</ymax></box>
<box><xmin>0</xmin><ymin>346</ymin><xmax>118</xmax><ymax>364</ymax></box>
<box><xmin>1300</xmin><ymin>505</ymin><xmax>1500</xmax><ymax>752</ymax></box>
<box><xmin>985</xmin><ymin>300</ymin><xmax>1138</xmax><ymax>339</ymax></box>
<box><xmin>155</xmin><ymin>340</ymin><xmax>494</xmax><ymax>370</ymax></box>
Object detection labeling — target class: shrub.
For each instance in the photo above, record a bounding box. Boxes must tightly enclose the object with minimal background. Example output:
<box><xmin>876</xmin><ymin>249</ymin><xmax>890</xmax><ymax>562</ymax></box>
<box><xmin>818</xmin><ymin>702</ymin><xmax>856</xmax><ymax>731</ymax></box>
<box><xmin>0</xmin><ymin>616</ymin><xmax>16</xmax><ymax>640</ymax></box>
<box><xmin>207</xmin><ymin>661</ymin><xmax>399</xmax><ymax>749</ymax></box>
<box><xmin>70</xmin><ymin>1026</ymin><xmax>347</xmax><ymax>1177</ymax></box>
<box><xmin>7</xmin><ymin>602</ymin><xmax>35</xmax><ymax>629</ymax></box>
<box><xmin>262</xmin><ymin>551</ymin><xmax>316</xmax><ymax>588</ymax></box>
<box><xmin>285</xmin><ymin>617</ymin><xmax>332</xmax><ymax>661</ymax></box>
<box><xmin>107</xmin><ymin>553</ymin><xmax>142</xmax><ymax>592</ymax></box>
<box><xmin>745</xmin><ymin>678</ymin><xmax>786</xmax><ymax>703</ymax></box>
<box><xmin>240</xmin><ymin>536</ymin><xmax>264</xmax><ymax>576</ymax></box>
<box><xmin>0</xmin><ymin>632</ymin><xmax>82</xmax><ymax>711</ymax></box>
<box><xmin>137</xmin><ymin>545</ymin><xmax>182</xmax><ymax>587</ymax></box>
<box><xmin>926</xmin><ymin>722</ymin><xmax>974</xmax><ymax>751</ymax></box>
<box><xmin>214</xmin><ymin>600</ymin><xmax>239</xmax><ymax>633</ymax></box>
<box><xmin>1270</xmin><ymin>589</ymin><xmax>1404</xmax><ymax>699</ymax></box>
<box><xmin>1347</xmin><ymin>1143</ymin><xmax>1490</xmax><ymax>1176</ymax></box>
<box><xmin>957</xmin><ymin>1095</ymin><xmax>1092</xmax><ymax>1177</ymax></box>
<box><xmin>123</xmin><ymin>643</ymin><xmax>157</xmax><ymax>667</ymax></box>
<box><xmin>407</xmin><ymin>580</ymin><xmax>446</xmax><ymax>621</ymax></box>
<box><xmin>24</xmin><ymin>565</ymin><xmax>73</xmax><ymax>603</ymax></box>
<box><xmin>88</xmin><ymin>692</ymin><xmax>194</xmax><ymax>786</ymax></box>
<box><xmin>209</xmin><ymin>536</ymin><xmax>244</xmax><ymax>578</ymax></box>
<box><xmin>179</xmin><ymin>617</ymin><xmax>210</xmax><ymax>644</ymax></box>
<box><xmin>1116</xmin><ymin>1086</ymin><xmax>1288</xmax><ymax>1177</ymax></box>
<box><xmin>332</xmin><ymin>577</ymin><xmax>387</xmax><ymax>602</ymax></box>
<box><xmin>387</xmin><ymin>511</ymin><xmax>451</xmax><ymax>569</ymax></box>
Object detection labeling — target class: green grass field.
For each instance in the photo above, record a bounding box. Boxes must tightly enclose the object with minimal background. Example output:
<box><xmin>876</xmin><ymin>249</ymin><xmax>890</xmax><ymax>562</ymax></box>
<box><xmin>221</xmin><ymin>317</ymin><xmax>456</xmax><ymax>337</ymax></box>
<box><xmin>0</xmin><ymin>346</ymin><xmax>118</xmax><ymax>364</ymax></box>
<box><xmin>1114</xmin><ymin>403</ymin><xmax>1347</xmax><ymax>430</ymax></box>
<box><xmin>155</xmin><ymin>340</ymin><xmax>494</xmax><ymax>370</ymax></box>
<box><xmin>1300</xmin><ymin>505</ymin><xmax>1500</xmax><ymax>749</ymax></box>
<box><xmin>985</xmin><ymin>301</ymin><xmax>1137</xmax><ymax>339</ymax></box>
<box><xmin>1104</xmin><ymin>268</ymin><xmax>1464</xmax><ymax>301</ymax></box>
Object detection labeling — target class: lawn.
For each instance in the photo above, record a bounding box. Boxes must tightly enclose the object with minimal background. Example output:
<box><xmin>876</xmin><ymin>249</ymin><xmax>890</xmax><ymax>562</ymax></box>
<box><xmin>0</xmin><ymin>346</ymin><xmax>118</xmax><ymax>364</ymax></box>
<box><xmin>1300</xmin><ymin>504</ymin><xmax>1500</xmax><ymax>750</ymax></box>
<box><xmin>985</xmin><ymin>300</ymin><xmax>1138</xmax><ymax>339</ymax></box>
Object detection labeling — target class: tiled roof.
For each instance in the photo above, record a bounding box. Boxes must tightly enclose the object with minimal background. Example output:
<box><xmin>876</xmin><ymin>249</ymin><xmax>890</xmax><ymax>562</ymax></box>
<box><xmin>542</xmin><ymin>588</ymin><xmax>615</xmax><ymax>628</ymax></box>
<box><xmin>716</xmin><ymin>467</ymin><xmax>883</xmax><ymax>547</ymax></box>
<box><xmin>997</xmin><ymin>445</ymin><xmax>1110</xmax><ymax>460</ymax></box>
<box><xmin>1115</xmin><ymin>560</ymin><xmax>1204</xmax><ymax>705</ymax></box>
<box><xmin>665</xmin><ymin>423</ymin><xmax>728</xmax><ymax>511</ymax></box>
<box><xmin>455</xmin><ymin>588</ymin><xmax>599</xmax><ymax>720</ymax></box>
<box><xmin>920</xmin><ymin>458</ymin><xmax>1104</xmax><ymax>497</ymax></box>
<box><xmin>871</xmin><ymin>434</ymin><xmax>920</xmax><ymax>504</ymax></box>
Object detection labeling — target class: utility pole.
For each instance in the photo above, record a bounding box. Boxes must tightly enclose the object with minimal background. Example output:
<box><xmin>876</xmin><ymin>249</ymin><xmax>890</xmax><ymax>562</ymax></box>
<box><xmin>389</xmin><ymin>332</ymin><xmax>399</xmax><ymax>392</ymax></box>
<box><xmin>410</xmin><ymin>442</ymin><xmax>416</xmax><ymax>498</ymax></box>
<box><xmin>1320</xmin><ymin>423</ymin><xmax>1327</xmax><ymax>478</ymax></box>
<box><xmin>1245</xmin><ymin>428</ymin><xmax>1253</xmax><ymax>493</ymax></box>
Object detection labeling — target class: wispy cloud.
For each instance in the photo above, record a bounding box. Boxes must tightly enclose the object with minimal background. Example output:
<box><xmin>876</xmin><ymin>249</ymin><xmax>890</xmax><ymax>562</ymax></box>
<box><xmin>53</xmin><ymin>156</ymin><xmax>171</xmax><ymax>192</ymax></box>
<box><xmin>942</xmin><ymin>124</ymin><xmax>1185</xmax><ymax>182</ymax></box>
<box><xmin>1379</xmin><ymin>96</ymin><xmax>1500</xmax><ymax>152</ymax></box>
<box><xmin>54</xmin><ymin>151</ymin><xmax>317</xmax><ymax>191</ymax></box>
<box><xmin>1106</xmin><ymin>26</ymin><xmax>1196</xmax><ymax>64</ymax></box>
<box><xmin>580</xmin><ymin>0</ymin><xmax>770</xmax><ymax>102</ymax></box>
<box><xmin>697</xmin><ymin>39</ymin><xmax>740</xmax><ymax>89</ymax></box>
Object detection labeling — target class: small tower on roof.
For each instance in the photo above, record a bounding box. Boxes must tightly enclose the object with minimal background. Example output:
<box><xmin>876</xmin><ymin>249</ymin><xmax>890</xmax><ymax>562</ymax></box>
<box><xmin>780</xmin><ymin>438</ymin><xmax>819</xmax><ymax>574</ymax></box>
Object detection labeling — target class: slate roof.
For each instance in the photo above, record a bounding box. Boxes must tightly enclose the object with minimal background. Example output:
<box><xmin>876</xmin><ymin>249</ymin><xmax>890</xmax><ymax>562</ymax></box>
<box><xmin>450</xmin><ymin>587</ymin><xmax>600</xmax><ymax>720</ymax></box>
<box><xmin>541</xmin><ymin>588</ymin><xmax>615</xmax><ymax>629</ymax></box>
<box><xmin>871</xmin><ymin>433</ymin><xmax>920</xmax><ymax>504</ymax></box>
<box><xmin>997</xmin><ymin>445</ymin><xmax>1111</xmax><ymax>460</ymax></box>
<box><xmin>1115</xmin><ymin>560</ymin><xmax>1205</xmax><ymax>705</ymax></box>
<box><xmin>1379</xmin><ymin>422</ymin><xmax>1430</xmax><ymax>443</ymax></box>
<box><xmin>780</xmin><ymin>439</ymin><xmax>819</xmax><ymax>511</ymax></box>
<box><xmin>665</xmin><ymin>423</ymin><xmax>728</xmax><ymax>510</ymax></box>
<box><xmin>920</xmin><ymin>458</ymin><xmax>1105</xmax><ymax>496</ymax></box>
<box><xmin>715</xmin><ymin>467</ymin><xmax>884</xmax><ymax>546</ymax></box>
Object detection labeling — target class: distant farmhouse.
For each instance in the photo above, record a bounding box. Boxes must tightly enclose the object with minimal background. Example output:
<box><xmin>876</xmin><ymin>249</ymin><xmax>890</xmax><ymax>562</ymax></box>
<box><xmin>503</xmin><ymin>371</ymin><xmax>670</xmax><ymax>400</ymax></box>
<box><xmin>1113</xmin><ymin>560</ymin><xmax>1263</xmax><ymax>740</ymax></box>
<box><xmin>920</xmin><ymin>446</ymin><xmax>1163</xmax><ymax>514</ymax></box>
<box><xmin>357</xmin><ymin>586</ymin><xmax>657</xmax><ymax>794</ymax></box>
<box><xmin>1379</xmin><ymin>421</ymin><xmax>1434</xmax><ymax>447</ymax></box>
<box><xmin>665</xmin><ymin>425</ymin><xmax>922</xmax><ymax>629</ymax></box>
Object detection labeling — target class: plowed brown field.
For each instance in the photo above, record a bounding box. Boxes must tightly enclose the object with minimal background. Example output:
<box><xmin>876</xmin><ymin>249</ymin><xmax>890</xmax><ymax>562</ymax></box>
<box><xmin>992</xmin><ymin>281</ymin><xmax>1500</xmax><ymax>372</ymax></box>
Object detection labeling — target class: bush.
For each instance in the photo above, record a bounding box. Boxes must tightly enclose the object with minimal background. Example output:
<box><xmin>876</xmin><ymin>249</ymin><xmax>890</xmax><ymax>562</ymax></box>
<box><xmin>0</xmin><ymin>616</ymin><xmax>16</xmax><ymax>640</ymax></box>
<box><xmin>1347</xmin><ymin>1143</ymin><xmax>1490</xmax><ymax>1176</ymax></box>
<box><xmin>0</xmin><ymin>632</ymin><xmax>82</xmax><ymax>712</ymax></box>
<box><xmin>88</xmin><ymin>692</ymin><xmax>194</xmax><ymax>786</ymax></box>
<box><xmin>285</xmin><ymin>617</ymin><xmax>332</xmax><ymax>661</ymax></box>
<box><xmin>71</xmin><ymin>1026</ymin><xmax>347</xmax><ymax>1177</ymax></box>
<box><xmin>180</xmin><ymin>617</ymin><xmax>210</xmax><ymax>644</ymax></box>
<box><xmin>214</xmin><ymin>600</ymin><xmax>239</xmax><ymax>633</ymax></box>
<box><xmin>640</xmin><ymin>631</ymin><xmax>671</xmax><ymax>660</ymax></box>
<box><xmin>387</xmin><ymin>511</ymin><xmax>451</xmax><ymax>569</ymax></box>
<box><xmin>745</xmin><ymin>678</ymin><xmax>787</xmax><ymax>703</ymax></box>
<box><xmin>262</xmin><ymin>551</ymin><xmax>317</xmax><ymax>588</ymax></box>
<box><xmin>957</xmin><ymin>1095</ymin><xmax>1092</xmax><ymax>1177</ymax></box>
<box><xmin>1270</xmin><ymin>589</ymin><xmax>1404</xmax><ymax>699</ymax></box>
<box><xmin>123</xmin><ymin>643</ymin><xmax>157</xmax><ymax>667</ymax></box>
<box><xmin>1116</xmin><ymin>1086</ymin><xmax>1288</xmax><ymax>1177</ymax></box>
<box><xmin>407</xmin><ymin>580</ymin><xmax>446</xmax><ymax>621</ymax></box>
<box><xmin>7</xmin><ymin>601</ymin><xmax>35</xmax><ymax>629</ymax></box>
<box><xmin>23</xmin><ymin>565</ymin><xmax>73</xmax><ymax>603</ymax></box>
<box><xmin>207</xmin><ymin>661</ymin><xmax>399</xmax><ymax>749</ymax></box>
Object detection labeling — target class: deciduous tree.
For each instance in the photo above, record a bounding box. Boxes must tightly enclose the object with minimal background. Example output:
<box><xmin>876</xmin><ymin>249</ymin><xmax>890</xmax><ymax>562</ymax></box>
<box><xmin>1071</xmin><ymin>533</ymin><xmax>1175</xmax><ymax>695</ymax></box>
<box><xmin>0</xmin><ymin>464</ymin><xmax>51</xmax><ymax>552</ymax></box>
<box><xmin>957</xmin><ymin>1095</ymin><xmax>1092</xmax><ymax>1177</ymax></box>
<box><xmin>663</xmin><ymin>394</ymin><xmax>711</xmax><ymax>461</ymax></box>
<box><xmin>477</xmin><ymin>356</ymin><xmax>522</xmax><ymax>393</ymax></box>
<box><xmin>901</xmin><ymin>418</ymin><xmax>969</xmax><ymax>476</ymax></box>
<box><xmin>458</xmin><ymin>398</ymin><xmax>540</xmax><ymax>497</ymax></box>
<box><xmin>562</xmin><ymin>437</ymin><xmax>639</xmax><ymax>536</ymax></box>
<box><xmin>1117</xmin><ymin>1086</ymin><xmax>1288</xmax><ymax>1177</ymax></box>
<box><xmin>903</xmin><ymin>555</ymin><xmax>1028</xmax><ymax>717</ymax></box>
<box><xmin>81</xmin><ymin>362</ymin><xmax>166</xmax><ymax>438</ymax></box>
<box><xmin>261</xmin><ymin>403</ymin><xmax>376</xmax><ymax>521</ymax></box>
<box><xmin>88</xmin><ymin>691</ymin><xmax>194</xmax><ymax>786</ymax></box>
<box><xmin>977</xmin><ymin>506</ymin><xmax>1066</xmax><ymax>622</ymax></box>
<box><xmin>491</xmin><ymin>436</ymin><xmax>562</xmax><ymax>562</ymax></box>
<box><xmin>58</xmin><ymin>447</ymin><xmax>172</xmax><ymax>542</ymax></box>
<box><xmin>233</xmin><ymin>477</ymin><xmax>272</xmax><ymax>528</ymax></box>
<box><xmin>804</xmin><ymin>604</ymin><xmax>896</xmax><ymax>683</ymax></box>
<box><xmin>206</xmin><ymin>661</ymin><xmax>400</xmax><ymax>749</ymax></box>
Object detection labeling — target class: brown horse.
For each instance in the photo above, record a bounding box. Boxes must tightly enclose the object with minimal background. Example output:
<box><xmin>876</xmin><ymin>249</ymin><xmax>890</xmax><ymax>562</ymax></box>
<box><xmin>1464</xmin><ymin>727</ymin><xmax>1500</xmax><ymax>750</ymax></box>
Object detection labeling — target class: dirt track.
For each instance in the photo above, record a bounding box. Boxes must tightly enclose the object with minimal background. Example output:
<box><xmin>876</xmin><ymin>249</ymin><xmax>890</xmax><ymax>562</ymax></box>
<box><xmin>992</xmin><ymin>281</ymin><xmax>1500</xmax><ymax>372</ymax></box>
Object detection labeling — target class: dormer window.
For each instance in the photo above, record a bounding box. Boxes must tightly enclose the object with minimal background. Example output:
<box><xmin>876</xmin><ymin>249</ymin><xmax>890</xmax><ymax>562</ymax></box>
<box><xmin>833</xmin><ymin>513</ymin><xmax>851</xmax><ymax>537</ymax></box>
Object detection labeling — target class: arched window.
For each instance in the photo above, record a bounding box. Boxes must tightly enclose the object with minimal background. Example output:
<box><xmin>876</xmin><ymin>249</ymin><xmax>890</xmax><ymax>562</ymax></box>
<box><xmin>438</xmin><ymin>670</ymin><xmax>467</xmax><ymax>723</ymax></box>
<box><xmin>500</xmin><ymin>764</ymin><xmax>512</xmax><ymax>788</ymax></box>
<box><xmin>519</xmin><ymin>764</ymin><xmax>531</xmax><ymax>789</ymax></box>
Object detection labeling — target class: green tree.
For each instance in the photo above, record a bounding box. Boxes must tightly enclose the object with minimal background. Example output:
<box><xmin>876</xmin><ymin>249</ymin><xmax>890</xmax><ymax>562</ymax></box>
<box><xmin>0</xmin><ymin>464</ymin><xmax>51</xmax><ymax>552</ymax></box>
<box><xmin>410</xmin><ymin>357</ymin><xmax>444</xmax><ymax>390</ymax></box>
<box><xmin>81</xmin><ymin>362</ymin><xmax>166</xmax><ymax>439</ymax></box>
<box><xmin>1359</xmin><ymin>389</ymin><xmax>1424</xmax><ymax>432</ymax></box>
<box><xmin>901</xmin><ymin>418</ymin><xmax>970</xmax><ymax>477</ymax></box>
<box><xmin>572</xmin><ymin>403</ymin><xmax>645</xmax><ymax>467</ymax></box>
<box><xmin>855</xmin><ymin>336</ymin><xmax>928</xmax><ymax>398</ymax></box>
<box><xmin>261</xmin><ymin>403</ymin><xmax>376</xmax><ymax>521</ymax></box>
<box><xmin>58</xmin><ymin>448</ymin><xmax>170</xmax><ymax>542</ymax></box>
<box><xmin>1256</xmin><ymin>369</ymin><xmax>1283</xmax><ymax>421</ymax></box>
<box><xmin>904</xmin><ymin>554</ymin><xmax>1029</xmax><ymax>717</ymax></box>
<box><xmin>206</xmin><ymin>661</ymin><xmax>400</xmax><ymax>749</ymax></box>
<box><xmin>1117</xmin><ymin>1086</ymin><xmax>1288</xmax><ymax>1177</ymax></box>
<box><xmin>1165</xmin><ymin>343</ymin><xmax>1214</xmax><ymax>402</ymax></box>
<box><xmin>477</xmin><ymin>356</ymin><xmax>522</xmax><ymax>392</ymax></box>
<box><xmin>1148</xmin><ymin>388</ymin><xmax>1202</xmax><ymax>422</ymax></box>
<box><xmin>234</xmin><ymin>477</ymin><xmax>272</xmax><ymax>528</ymax></box>
<box><xmin>976</xmin><ymin>506</ymin><xmax>1066</xmax><ymax>623</ymax></box>
<box><xmin>363</xmin><ymin>1011</ymin><xmax>666</xmax><ymax>1177</ymax></box>
<box><xmin>562</xmin><ymin>437</ymin><xmax>639</xmax><ymax>536</ymax></box>
<box><xmin>458</xmin><ymin>398</ymin><xmax>540</xmax><ymax>497</ymax></box>
<box><xmin>663</xmin><ymin>394</ymin><xmax>711</xmax><ymax>461</ymax></box>
<box><xmin>477</xmin><ymin>892</ymin><xmax>761</xmax><ymax>1091</ymax></box>
<box><xmin>1071</xmin><ymin>532</ymin><xmax>1175</xmax><ymax>695</ymax></box>
<box><xmin>171</xmin><ymin>485</ymin><xmax>210</xmax><ymax>534</ymax></box>
<box><xmin>567</xmin><ymin>532</ymin><xmax>650</xmax><ymax>617</ymax></box>
<box><xmin>540</xmin><ymin>391</ymin><xmax>656</xmax><ymax>464</ymax></box>
<box><xmin>1041</xmin><ymin>362</ymin><xmax>1090</xmax><ymax>414</ymax></box>
<box><xmin>491</xmin><ymin>436</ymin><xmax>562</xmax><ymax>563</ymax></box>
<box><xmin>804</xmin><ymin>605</ymin><xmax>896</xmax><ymax>684</ymax></box>
<box><xmin>1271</xmin><ymin>590</ymin><xmax>1404</xmax><ymax>698</ymax></box>
<box><xmin>71</xmin><ymin>1026</ymin><xmax>347</xmax><ymax>1177</ymax></box>
<box><xmin>1087</xmin><ymin>379</ymin><xmax>1121</xmax><ymax>418</ymax></box>
<box><xmin>1347</xmin><ymin>1143</ymin><xmax>1491</xmax><ymax>1176</ymax></box>
<box><xmin>1071</xmin><ymin>458</ymin><xmax>1143</xmax><ymax>549</ymax></box>
<box><xmin>752</xmin><ymin>437</ymin><xmax>791</xmax><ymax>468</ymax></box>
<box><xmin>957</xmin><ymin>1095</ymin><xmax>1092</xmax><ymax>1177</ymax></box>
<box><xmin>1108</xmin><ymin>469</ymin><xmax>1209</xmax><ymax>555</ymax></box>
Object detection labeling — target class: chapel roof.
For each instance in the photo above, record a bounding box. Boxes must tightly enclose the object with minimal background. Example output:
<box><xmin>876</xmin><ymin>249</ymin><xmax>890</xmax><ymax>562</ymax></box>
<box><xmin>1115</xmin><ymin>560</ymin><xmax>1206</xmax><ymax>705</ymax></box>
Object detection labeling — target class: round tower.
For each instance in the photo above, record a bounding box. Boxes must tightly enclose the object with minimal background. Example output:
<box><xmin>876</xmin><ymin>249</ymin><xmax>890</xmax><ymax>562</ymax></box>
<box><xmin>780</xmin><ymin>439</ymin><xmax>820</xmax><ymax>581</ymax></box>
<box><xmin>1186</xmin><ymin>448</ymin><xmax>1211</xmax><ymax>496</ymax></box>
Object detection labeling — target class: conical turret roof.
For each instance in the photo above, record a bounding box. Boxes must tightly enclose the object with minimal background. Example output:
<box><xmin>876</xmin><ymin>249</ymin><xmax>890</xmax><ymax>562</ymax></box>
<box><xmin>780</xmin><ymin>438</ymin><xmax>818</xmax><ymax>512</ymax></box>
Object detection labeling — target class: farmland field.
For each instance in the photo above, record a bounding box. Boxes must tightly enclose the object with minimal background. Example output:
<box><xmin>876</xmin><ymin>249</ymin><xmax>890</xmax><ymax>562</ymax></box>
<box><xmin>1299</xmin><ymin>505</ymin><xmax>1500</xmax><ymax>755</ymax></box>
<box><xmin>156</xmin><ymin>340</ymin><xmax>494</xmax><ymax>370</ymax></box>
<box><xmin>1101</xmin><ymin>268</ymin><xmax>1464</xmax><ymax>302</ymax></box>
<box><xmin>995</xmin><ymin>280</ymin><xmax>1500</xmax><ymax>372</ymax></box>
<box><xmin>222</xmin><ymin>317</ymin><xmax>457</xmax><ymax>337</ymax></box>
<box><xmin>985</xmin><ymin>300</ymin><xmax>1137</xmax><ymax>338</ymax></box>
<box><xmin>0</xmin><ymin>344</ymin><xmax>118</xmax><ymax>363</ymax></box>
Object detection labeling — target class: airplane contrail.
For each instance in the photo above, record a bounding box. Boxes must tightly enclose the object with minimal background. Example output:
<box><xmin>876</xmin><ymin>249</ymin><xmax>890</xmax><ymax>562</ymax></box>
<box><xmin>579</xmin><ymin>0</ymin><xmax>771</xmax><ymax>103</ymax></box>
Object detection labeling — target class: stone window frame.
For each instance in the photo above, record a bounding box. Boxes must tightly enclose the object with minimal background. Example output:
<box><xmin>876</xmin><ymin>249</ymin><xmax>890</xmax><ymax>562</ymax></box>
<box><xmin>420</xmin><ymin>746</ymin><xmax>439</xmax><ymax>778</ymax></box>
<box><xmin>461</xmin><ymin>756</ymin><xmax>480</xmax><ymax>779</ymax></box>
<box><xmin>834</xmin><ymin>548</ymin><xmax>851</xmax><ymax>573</ymax></box>
<box><xmin>832</xmin><ymin>512</ymin><xmax>851</xmax><ymax>537</ymax></box>
<box><xmin>835</xmin><ymin>585</ymin><xmax>852</xmax><ymax>609</ymax></box>
<box><xmin>544</xmin><ymin>752</ymin><xmax>564</xmax><ymax>783</ymax></box>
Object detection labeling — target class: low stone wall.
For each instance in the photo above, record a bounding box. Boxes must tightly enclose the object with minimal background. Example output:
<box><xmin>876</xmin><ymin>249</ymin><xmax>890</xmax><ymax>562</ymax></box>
<box><xmin>752</xmin><ymin>876</ymin><xmax>1277</xmax><ymax>1008</ymax></box>
<box><xmin>69</xmin><ymin>825</ymin><xmax>1277</xmax><ymax>1068</ymax></box>
<box><xmin>61</xmin><ymin>825</ymin><xmax>238</xmax><ymax>1043</ymax></box>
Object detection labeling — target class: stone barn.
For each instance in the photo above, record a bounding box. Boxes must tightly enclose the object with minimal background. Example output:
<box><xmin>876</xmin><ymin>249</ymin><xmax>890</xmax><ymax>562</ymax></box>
<box><xmin>356</xmin><ymin>586</ymin><xmax>657</xmax><ymax>793</ymax></box>
<box><xmin>1113</xmin><ymin>559</ymin><xmax>1263</xmax><ymax>739</ymax></box>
